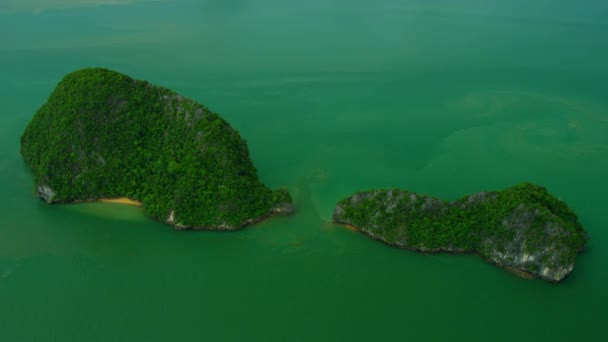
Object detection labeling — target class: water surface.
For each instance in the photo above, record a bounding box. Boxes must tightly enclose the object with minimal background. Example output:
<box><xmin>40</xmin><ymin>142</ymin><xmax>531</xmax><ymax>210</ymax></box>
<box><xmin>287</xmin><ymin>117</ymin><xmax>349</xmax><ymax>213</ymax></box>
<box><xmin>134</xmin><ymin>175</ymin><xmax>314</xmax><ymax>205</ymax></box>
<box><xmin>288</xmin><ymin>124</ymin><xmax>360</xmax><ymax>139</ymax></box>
<box><xmin>1</xmin><ymin>1</ymin><xmax>607</xmax><ymax>341</ymax></box>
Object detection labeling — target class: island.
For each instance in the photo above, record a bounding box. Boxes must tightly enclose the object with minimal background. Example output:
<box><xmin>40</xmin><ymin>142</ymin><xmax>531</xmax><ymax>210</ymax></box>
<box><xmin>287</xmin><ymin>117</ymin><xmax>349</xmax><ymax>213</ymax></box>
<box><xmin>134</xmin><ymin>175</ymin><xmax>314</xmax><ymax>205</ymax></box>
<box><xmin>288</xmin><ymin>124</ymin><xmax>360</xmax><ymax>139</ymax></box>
<box><xmin>21</xmin><ymin>68</ymin><xmax>294</xmax><ymax>230</ymax></box>
<box><xmin>333</xmin><ymin>183</ymin><xmax>588</xmax><ymax>282</ymax></box>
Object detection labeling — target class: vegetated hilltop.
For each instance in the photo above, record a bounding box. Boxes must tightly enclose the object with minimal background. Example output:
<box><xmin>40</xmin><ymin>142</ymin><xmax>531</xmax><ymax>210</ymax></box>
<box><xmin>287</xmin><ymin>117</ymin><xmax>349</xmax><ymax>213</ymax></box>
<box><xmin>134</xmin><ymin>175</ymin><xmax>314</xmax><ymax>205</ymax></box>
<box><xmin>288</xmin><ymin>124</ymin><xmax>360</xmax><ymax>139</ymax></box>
<box><xmin>333</xmin><ymin>183</ymin><xmax>587</xmax><ymax>282</ymax></box>
<box><xmin>21</xmin><ymin>68</ymin><xmax>293</xmax><ymax>230</ymax></box>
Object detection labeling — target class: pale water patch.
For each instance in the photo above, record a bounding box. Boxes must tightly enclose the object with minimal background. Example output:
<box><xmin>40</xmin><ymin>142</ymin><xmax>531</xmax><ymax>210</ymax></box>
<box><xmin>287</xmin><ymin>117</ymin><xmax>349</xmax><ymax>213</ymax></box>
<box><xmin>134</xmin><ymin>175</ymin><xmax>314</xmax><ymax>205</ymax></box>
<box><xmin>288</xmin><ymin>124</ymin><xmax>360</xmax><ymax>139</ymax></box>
<box><xmin>64</xmin><ymin>202</ymin><xmax>147</xmax><ymax>222</ymax></box>
<box><xmin>1</xmin><ymin>267</ymin><xmax>12</xmax><ymax>280</ymax></box>
<box><xmin>0</xmin><ymin>0</ymin><xmax>162</xmax><ymax>14</ymax></box>
<box><xmin>441</xmin><ymin>91</ymin><xmax>608</xmax><ymax>162</ymax></box>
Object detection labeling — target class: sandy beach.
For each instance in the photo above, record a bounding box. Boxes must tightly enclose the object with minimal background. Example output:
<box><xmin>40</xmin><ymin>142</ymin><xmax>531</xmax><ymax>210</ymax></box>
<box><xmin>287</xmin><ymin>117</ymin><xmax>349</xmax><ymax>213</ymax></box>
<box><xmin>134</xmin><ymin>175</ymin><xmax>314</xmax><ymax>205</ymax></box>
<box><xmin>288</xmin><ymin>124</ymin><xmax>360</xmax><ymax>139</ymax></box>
<box><xmin>98</xmin><ymin>197</ymin><xmax>142</xmax><ymax>206</ymax></box>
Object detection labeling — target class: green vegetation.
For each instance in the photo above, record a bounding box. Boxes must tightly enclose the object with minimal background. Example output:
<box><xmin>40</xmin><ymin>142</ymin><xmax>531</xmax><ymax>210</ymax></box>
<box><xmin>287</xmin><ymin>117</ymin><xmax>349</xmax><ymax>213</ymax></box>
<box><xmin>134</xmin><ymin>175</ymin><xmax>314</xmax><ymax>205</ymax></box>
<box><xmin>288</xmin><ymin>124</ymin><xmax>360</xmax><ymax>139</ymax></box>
<box><xmin>21</xmin><ymin>68</ymin><xmax>293</xmax><ymax>229</ymax></box>
<box><xmin>334</xmin><ymin>183</ymin><xmax>588</xmax><ymax>281</ymax></box>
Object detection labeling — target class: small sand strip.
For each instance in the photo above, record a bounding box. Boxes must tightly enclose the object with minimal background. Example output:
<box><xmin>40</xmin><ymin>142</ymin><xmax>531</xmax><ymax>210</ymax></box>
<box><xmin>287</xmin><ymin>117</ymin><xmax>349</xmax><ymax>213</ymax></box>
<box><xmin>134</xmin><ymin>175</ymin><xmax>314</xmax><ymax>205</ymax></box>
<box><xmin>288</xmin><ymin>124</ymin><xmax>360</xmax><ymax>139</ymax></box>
<box><xmin>334</xmin><ymin>221</ymin><xmax>359</xmax><ymax>232</ymax></box>
<box><xmin>98</xmin><ymin>197</ymin><xmax>142</xmax><ymax>206</ymax></box>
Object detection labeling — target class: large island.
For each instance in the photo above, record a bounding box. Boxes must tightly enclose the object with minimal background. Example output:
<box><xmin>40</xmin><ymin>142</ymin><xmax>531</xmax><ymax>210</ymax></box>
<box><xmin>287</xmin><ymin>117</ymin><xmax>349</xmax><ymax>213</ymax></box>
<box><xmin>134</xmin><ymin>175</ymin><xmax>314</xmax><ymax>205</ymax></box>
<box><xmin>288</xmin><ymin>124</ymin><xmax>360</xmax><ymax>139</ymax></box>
<box><xmin>21</xmin><ymin>68</ymin><xmax>293</xmax><ymax>230</ymax></box>
<box><xmin>333</xmin><ymin>183</ymin><xmax>588</xmax><ymax>282</ymax></box>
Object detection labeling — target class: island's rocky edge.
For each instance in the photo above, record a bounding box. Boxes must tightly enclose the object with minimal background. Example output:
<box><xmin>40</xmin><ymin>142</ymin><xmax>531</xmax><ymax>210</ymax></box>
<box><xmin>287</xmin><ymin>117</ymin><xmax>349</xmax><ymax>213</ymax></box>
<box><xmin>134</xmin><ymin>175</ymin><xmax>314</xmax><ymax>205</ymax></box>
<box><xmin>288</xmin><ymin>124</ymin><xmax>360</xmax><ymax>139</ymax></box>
<box><xmin>21</xmin><ymin>68</ymin><xmax>294</xmax><ymax>230</ymax></box>
<box><xmin>333</xmin><ymin>183</ymin><xmax>587</xmax><ymax>282</ymax></box>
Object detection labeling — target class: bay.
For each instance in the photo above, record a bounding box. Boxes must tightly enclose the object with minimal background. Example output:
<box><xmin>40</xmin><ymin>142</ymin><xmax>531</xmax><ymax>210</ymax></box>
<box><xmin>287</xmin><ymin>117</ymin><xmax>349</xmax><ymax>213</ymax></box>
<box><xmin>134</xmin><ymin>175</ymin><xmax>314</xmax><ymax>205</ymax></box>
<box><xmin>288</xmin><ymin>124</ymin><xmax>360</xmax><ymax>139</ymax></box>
<box><xmin>1</xmin><ymin>1</ymin><xmax>607</xmax><ymax>341</ymax></box>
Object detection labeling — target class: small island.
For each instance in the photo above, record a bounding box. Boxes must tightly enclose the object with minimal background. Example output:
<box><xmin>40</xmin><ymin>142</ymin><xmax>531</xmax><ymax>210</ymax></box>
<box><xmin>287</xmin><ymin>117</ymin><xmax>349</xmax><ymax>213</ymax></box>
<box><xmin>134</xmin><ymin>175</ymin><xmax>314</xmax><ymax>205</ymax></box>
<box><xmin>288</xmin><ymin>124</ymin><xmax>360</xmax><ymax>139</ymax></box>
<box><xmin>333</xmin><ymin>183</ymin><xmax>588</xmax><ymax>282</ymax></box>
<box><xmin>21</xmin><ymin>68</ymin><xmax>294</xmax><ymax>230</ymax></box>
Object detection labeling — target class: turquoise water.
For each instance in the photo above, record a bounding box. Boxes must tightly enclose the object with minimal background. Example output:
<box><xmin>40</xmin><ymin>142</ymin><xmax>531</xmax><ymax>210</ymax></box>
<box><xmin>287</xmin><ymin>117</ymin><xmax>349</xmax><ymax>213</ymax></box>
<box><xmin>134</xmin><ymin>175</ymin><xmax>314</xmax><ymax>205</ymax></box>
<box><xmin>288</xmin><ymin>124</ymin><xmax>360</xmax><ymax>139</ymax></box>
<box><xmin>1</xmin><ymin>1</ymin><xmax>607</xmax><ymax>340</ymax></box>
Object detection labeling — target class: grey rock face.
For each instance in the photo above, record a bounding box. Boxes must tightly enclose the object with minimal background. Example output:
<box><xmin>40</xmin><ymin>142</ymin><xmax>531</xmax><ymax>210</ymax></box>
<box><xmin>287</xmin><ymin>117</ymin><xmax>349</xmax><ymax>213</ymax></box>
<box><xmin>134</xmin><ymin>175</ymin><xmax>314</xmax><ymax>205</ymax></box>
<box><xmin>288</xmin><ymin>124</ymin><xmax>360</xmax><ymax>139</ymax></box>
<box><xmin>479</xmin><ymin>205</ymin><xmax>580</xmax><ymax>282</ymax></box>
<box><xmin>272</xmin><ymin>201</ymin><xmax>295</xmax><ymax>215</ymax></box>
<box><xmin>36</xmin><ymin>185</ymin><xmax>56</xmax><ymax>203</ymax></box>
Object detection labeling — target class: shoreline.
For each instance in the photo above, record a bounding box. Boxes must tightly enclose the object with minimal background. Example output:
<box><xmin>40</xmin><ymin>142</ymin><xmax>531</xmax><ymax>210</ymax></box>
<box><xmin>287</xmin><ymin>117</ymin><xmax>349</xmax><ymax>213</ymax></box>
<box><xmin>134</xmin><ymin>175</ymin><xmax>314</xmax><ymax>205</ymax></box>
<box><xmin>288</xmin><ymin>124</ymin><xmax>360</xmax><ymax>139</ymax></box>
<box><xmin>97</xmin><ymin>197</ymin><xmax>142</xmax><ymax>206</ymax></box>
<box><xmin>179</xmin><ymin>206</ymin><xmax>294</xmax><ymax>231</ymax></box>
<box><xmin>338</xmin><ymin>222</ymin><xmax>360</xmax><ymax>232</ymax></box>
<box><xmin>332</xmin><ymin>220</ymin><xmax>541</xmax><ymax>281</ymax></box>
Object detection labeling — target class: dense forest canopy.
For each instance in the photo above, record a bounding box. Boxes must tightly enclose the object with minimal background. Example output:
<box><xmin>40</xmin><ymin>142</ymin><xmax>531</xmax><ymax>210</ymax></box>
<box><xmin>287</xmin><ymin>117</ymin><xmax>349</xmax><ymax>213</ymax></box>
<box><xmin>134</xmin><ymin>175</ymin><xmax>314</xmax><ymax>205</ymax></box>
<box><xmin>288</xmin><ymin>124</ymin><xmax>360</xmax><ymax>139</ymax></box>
<box><xmin>21</xmin><ymin>68</ymin><xmax>293</xmax><ymax>229</ymax></box>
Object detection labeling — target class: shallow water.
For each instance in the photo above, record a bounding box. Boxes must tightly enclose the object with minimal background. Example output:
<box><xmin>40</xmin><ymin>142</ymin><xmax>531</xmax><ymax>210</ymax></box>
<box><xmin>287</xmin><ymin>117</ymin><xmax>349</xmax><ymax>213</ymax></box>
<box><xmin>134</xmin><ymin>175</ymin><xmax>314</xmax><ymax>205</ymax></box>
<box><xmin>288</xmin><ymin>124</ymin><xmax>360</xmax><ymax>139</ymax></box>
<box><xmin>1</xmin><ymin>1</ymin><xmax>607</xmax><ymax>341</ymax></box>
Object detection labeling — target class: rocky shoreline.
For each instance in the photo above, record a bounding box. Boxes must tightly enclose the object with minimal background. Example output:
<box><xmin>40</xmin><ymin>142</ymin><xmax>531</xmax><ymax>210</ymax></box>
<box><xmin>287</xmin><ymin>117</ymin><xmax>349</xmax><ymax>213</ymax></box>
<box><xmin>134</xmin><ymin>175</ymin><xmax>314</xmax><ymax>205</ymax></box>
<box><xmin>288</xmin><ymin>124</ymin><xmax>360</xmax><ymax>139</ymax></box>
<box><xmin>333</xmin><ymin>183</ymin><xmax>588</xmax><ymax>282</ymax></box>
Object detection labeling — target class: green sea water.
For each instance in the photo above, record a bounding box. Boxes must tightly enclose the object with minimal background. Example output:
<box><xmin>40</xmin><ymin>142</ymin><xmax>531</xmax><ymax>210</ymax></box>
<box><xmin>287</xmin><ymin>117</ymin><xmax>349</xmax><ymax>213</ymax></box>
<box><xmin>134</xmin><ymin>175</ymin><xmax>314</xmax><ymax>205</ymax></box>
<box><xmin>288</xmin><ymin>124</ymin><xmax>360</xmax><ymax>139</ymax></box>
<box><xmin>1</xmin><ymin>1</ymin><xmax>607</xmax><ymax>341</ymax></box>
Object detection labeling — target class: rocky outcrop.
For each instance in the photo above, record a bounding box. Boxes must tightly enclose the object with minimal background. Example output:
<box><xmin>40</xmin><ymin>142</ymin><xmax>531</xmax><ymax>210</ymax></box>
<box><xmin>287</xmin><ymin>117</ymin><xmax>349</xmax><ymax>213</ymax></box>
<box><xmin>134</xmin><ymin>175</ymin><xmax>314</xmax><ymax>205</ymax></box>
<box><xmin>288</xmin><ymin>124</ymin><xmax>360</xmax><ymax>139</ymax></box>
<box><xmin>269</xmin><ymin>188</ymin><xmax>295</xmax><ymax>215</ymax></box>
<box><xmin>333</xmin><ymin>183</ymin><xmax>588</xmax><ymax>282</ymax></box>
<box><xmin>36</xmin><ymin>185</ymin><xmax>56</xmax><ymax>203</ymax></box>
<box><xmin>161</xmin><ymin>187</ymin><xmax>294</xmax><ymax>230</ymax></box>
<box><xmin>21</xmin><ymin>68</ymin><xmax>294</xmax><ymax>230</ymax></box>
